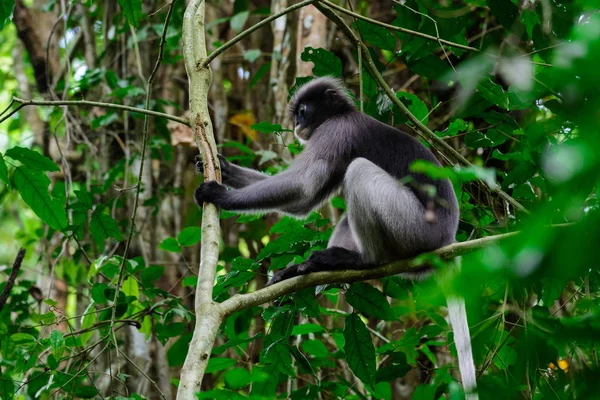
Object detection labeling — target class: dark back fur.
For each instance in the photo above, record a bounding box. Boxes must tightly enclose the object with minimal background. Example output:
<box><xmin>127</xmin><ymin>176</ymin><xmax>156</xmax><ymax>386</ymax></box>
<box><xmin>291</xmin><ymin>77</ymin><xmax>458</xmax><ymax>223</ymax></box>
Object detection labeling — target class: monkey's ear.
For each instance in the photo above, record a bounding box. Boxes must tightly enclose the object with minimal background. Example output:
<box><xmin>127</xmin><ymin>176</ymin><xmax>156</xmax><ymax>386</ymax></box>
<box><xmin>325</xmin><ymin>89</ymin><xmax>337</xmax><ymax>101</ymax></box>
<box><xmin>325</xmin><ymin>89</ymin><xmax>343</xmax><ymax>108</ymax></box>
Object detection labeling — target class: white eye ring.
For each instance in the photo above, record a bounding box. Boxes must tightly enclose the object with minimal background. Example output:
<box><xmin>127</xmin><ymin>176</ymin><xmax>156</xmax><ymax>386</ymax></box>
<box><xmin>298</xmin><ymin>105</ymin><xmax>306</xmax><ymax>117</ymax></box>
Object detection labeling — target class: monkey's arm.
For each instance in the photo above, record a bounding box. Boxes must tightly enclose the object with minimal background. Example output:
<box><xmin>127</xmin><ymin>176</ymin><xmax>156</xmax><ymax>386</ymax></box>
<box><xmin>196</xmin><ymin>154</ymin><xmax>269</xmax><ymax>189</ymax></box>
<box><xmin>195</xmin><ymin>159</ymin><xmax>333</xmax><ymax>216</ymax></box>
<box><xmin>221</xmin><ymin>162</ymin><xmax>269</xmax><ymax>189</ymax></box>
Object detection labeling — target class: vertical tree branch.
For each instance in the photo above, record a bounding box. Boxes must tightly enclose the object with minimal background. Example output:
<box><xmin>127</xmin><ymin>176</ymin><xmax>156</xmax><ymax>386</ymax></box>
<box><xmin>177</xmin><ymin>0</ymin><xmax>225</xmax><ymax>397</ymax></box>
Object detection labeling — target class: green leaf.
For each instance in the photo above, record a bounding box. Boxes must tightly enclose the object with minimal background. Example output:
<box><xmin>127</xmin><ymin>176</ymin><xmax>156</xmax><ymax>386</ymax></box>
<box><xmin>243</xmin><ymin>49</ymin><xmax>262</xmax><ymax>62</ymax></box>
<box><xmin>91</xmin><ymin>283</ymin><xmax>109</xmax><ymax>303</ymax></box>
<box><xmin>376</xmin><ymin>363</ymin><xmax>411</xmax><ymax>382</ymax></box>
<box><xmin>206</xmin><ymin>357</ymin><xmax>237</xmax><ymax>373</ymax></box>
<box><xmin>250</xmin><ymin>62</ymin><xmax>271</xmax><ymax>89</ymax></box>
<box><xmin>0</xmin><ymin>0</ymin><xmax>14</xmax><ymax>32</ymax></box>
<box><xmin>251</xmin><ymin>121</ymin><xmax>291</xmax><ymax>134</ymax></box>
<box><xmin>541</xmin><ymin>277</ymin><xmax>567</xmax><ymax>305</ymax></box>
<box><xmin>520</xmin><ymin>9</ymin><xmax>540</xmax><ymax>38</ymax></box>
<box><xmin>378</xmin><ymin>327</ymin><xmax>420</xmax><ymax>365</ymax></box>
<box><xmin>395</xmin><ymin>92</ymin><xmax>429</xmax><ymax>125</ymax></box>
<box><xmin>292</xmin><ymin>289</ymin><xmax>321</xmax><ymax>318</ymax></box>
<box><xmin>50</xmin><ymin>330</ymin><xmax>65</xmax><ymax>358</ymax></box>
<box><xmin>141</xmin><ymin>265</ymin><xmax>164</xmax><ymax>282</ymax></box>
<box><xmin>10</xmin><ymin>333</ymin><xmax>36</xmax><ymax>344</ymax></box>
<box><xmin>224</xmin><ymin>367</ymin><xmax>252</xmax><ymax>390</ymax></box>
<box><xmin>488</xmin><ymin>0</ymin><xmax>518</xmax><ymax>29</ymax></box>
<box><xmin>301</xmin><ymin>339</ymin><xmax>329</xmax><ymax>358</ymax></box>
<box><xmin>90</xmin><ymin>212</ymin><xmax>122</xmax><ymax>248</ymax></box>
<box><xmin>91</xmin><ymin>111</ymin><xmax>119</xmax><ymax>129</ymax></box>
<box><xmin>177</xmin><ymin>226</ymin><xmax>201</xmax><ymax>247</ymax></box>
<box><xmin>159</xmin><ymin>237</ymin><xmax>180</xmax><ymax>252</ymax></box>
<box><xmin>291</xmin><ymin>323</ymin><xmax>326</xmax><ymax>336</ymax></box>
<box><xmin>5</xmin><ymin>146</ymin><xmax>60</xmax><ymax>172</ymax></box>
<box><xmin>344</xmin><ymin>313</ymin><xmax>376</xmax><ymax>388</ymax></box>
<box><xmin>477</xmin><ymin>78</ymin><xmax>529</xmax><ymax>111</ymax></box>
<box><xmin>356</xmin><ymin>19</ymin><xmax>396</xmax><ymax>51</ymax></box>
<box><xmin>301</xmin><ymin>47</ymin><xmax>343</xmax><ymax>77</ymax></box>
<box><xmin>502</xmin><ymin>161</ymin><xmax>536</xmax><ymax>189</ymax></box>
<box><xmin>122</xmin><ymin>277</ymin><xmax>139</xmax><ymax>300</ymax></box>
<box><xmin>346</xmin><ymin>282</ymin><xmax>394</xmax><ymax>320</ymax></box>
<box><xmin>72</xmin><ymin>385</ymin><xmax>99</xmax><ymax>398</ymax></box>
<box><xmin>0</xmin><ymin>152</ymin><xmax>9</xmax><ymax>185</ymax></box>
<box><xmin>263</xmin><ymin>342</ymin><xmax>295</xmax><ymax>376</ymax></box>
<box><xmin>439</xmin><ymin>119</ymin><xmax>468</xmax><ymax>137</ymax></box>
<box><xmin>412</xmin><ymin>383</ymin><xmax>437</xmax><ymax>400</ymax></box>
<box><xmin>80</xmin><ymin>304</ymin><xmax>97</xmax><ymax>346</ymax></box>
<box><xmin>13</xmin><ymin>166</ymin><xmax>67</xmax><ymax>231</ymax></box>
<box><xmin>118</xmin><ymin>0</ymin><xmax>142</xmax><ymax>27</ymax></box>
<box><xmin>230</xmin><ymin>11</ymin><xmax>249</xmax><ymax>33</ymax></box>
<box><xmin>167</xmin><ymin>334</ymin><xmax>192</xmax><ymax>366</ymax></box>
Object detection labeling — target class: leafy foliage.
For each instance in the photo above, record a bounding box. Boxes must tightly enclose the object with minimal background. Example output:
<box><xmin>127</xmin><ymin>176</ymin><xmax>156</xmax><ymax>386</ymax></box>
<box><xmin>0</xmin><ymin>0</ymin><xmax>599</xmax><ymax>399</ymax></box>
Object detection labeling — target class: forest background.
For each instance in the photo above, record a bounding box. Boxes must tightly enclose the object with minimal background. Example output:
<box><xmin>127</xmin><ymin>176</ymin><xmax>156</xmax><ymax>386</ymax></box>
<box><xmin>0</xmin><ymin>0</ymin><xmax>599</xmax><ymax>399</ymax></box>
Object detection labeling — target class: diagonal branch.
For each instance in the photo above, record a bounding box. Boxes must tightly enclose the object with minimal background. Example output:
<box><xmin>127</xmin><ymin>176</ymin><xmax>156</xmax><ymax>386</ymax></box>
<box><xmin>320</xmin><ymin>0</ymin><xmax>479</xmax><ymax>52</ymax></box>
<box><xmin>314</xmin><ymin>1</ymin><xmax>529</xmax><ymax>215</ymax></box>
<box><xmin>200</xmin><ymin>0</ymin><xmax>316</xmax><ymax>68</ymax></box>
<box><xmin>220</xmin><ymin>231</ymin><xmax>518</xmax><ymax>316</ymax></box>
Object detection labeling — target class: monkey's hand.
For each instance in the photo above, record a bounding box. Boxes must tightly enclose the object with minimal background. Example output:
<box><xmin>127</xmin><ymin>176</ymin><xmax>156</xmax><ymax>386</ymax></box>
<box><xmin>194</xmin><ymin>154</ymin><xmax>233</xmax><ymax>182</ymax></box>
<box><xmin>194</xmin><ymin>181</ymin><xmax>229</xmax><ymax>208</ymax></box>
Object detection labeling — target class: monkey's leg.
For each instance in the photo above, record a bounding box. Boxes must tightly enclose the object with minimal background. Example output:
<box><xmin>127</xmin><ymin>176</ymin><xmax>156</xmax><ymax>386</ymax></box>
<box><xmin>344</xmin><ymin>157</ymin><xmax>439</xmax><ymax>263</ymax></box>
<box><xmin>267</xmin><ymin>217</ymin><xmax>363</xmax><ymax>285</ymax></box>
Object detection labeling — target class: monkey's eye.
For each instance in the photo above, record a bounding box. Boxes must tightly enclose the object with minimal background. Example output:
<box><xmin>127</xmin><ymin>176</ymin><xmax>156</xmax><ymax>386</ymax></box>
<box><xmin>298</xmin><ymin>105</ymin><xmax>306</xmax><ymax>117</ymax></box>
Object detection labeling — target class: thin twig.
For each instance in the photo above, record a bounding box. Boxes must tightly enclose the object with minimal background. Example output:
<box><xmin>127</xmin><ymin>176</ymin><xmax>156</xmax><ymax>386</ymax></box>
<box><xmin>320</xmin><ymin>0</ymin><xmax>479</xmax><ymax>52</ymax></box>
<box><xmin>109</xmin><ymin>0</ymin><xmax>176</xmax><ymax>390</ymax></box>
<box><xmin>0</xmin><ymin>97</ymin><xmax>189</xmax><ymax>126</ymax></box>
<box><xmin>0</xmin><ymin>248</ymin><xmax>26</xmax><ymax>313</ymax></box>
<box><xmin>117</xmin><ymin>347</ymin><xmax>167</xmax><ymax>400</ymax></box>
<box><xmin>109</xmin><ymin>0</ymin><xmax>176</xmax><ymax>330</ymax></box>
<box><xmin>200</xmin><ymin>0</ymin><xmax>316</xmax><ymax>67</ymax></box>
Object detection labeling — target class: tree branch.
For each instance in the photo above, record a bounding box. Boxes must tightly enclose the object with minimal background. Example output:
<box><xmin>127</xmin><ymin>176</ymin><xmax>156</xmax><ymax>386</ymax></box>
<box><xmin>319</xmin><ymin>0</ymin><xmax>479</xmax><ymax>52</ymax></box>
<box><xmin>0</xmin><ymin>248</ymin><xmax>26</xmax><ymax>313</ymax></box>
<box><xmin>177</xmin><ymin>0</ymin><xmax>224</xmax><ymax>397</ymax></box>
<box><xmin>220</xmin><ymin>232</ymin><xmax>518</xmax><ymax>316</ymax></box>
<box><xmin>314</xmin><ymin>2</ymin><xmax>529</xmax><ymax>215</ymax></box>
<box><xmin>200</xmin><ymin>0</ymin><xmax>316</xmax><ymax>68</ymax></box>
<box><xmin>0</xmin><ymin>97</ymin><xmax>189</xmax><ymax>126</ymax></box>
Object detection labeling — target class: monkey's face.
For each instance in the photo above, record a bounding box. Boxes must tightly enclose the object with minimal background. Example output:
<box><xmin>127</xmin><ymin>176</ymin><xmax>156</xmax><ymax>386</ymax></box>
<box><xmin>294</xmin><ymin>103</ymin><xmax>315</xmax><ymax>144</ymax></box>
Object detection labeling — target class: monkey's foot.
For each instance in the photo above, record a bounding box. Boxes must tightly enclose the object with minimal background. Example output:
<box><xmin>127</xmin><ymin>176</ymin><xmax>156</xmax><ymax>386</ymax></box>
<box><xmin>266</xmin><ymin>264</ymin><xmax>301</xmax><ymax>286</ymax></box>
<box><xmin>194</xmin><ymin>155</ymin><xmax>203</xmax><ymax>173</ymax></box>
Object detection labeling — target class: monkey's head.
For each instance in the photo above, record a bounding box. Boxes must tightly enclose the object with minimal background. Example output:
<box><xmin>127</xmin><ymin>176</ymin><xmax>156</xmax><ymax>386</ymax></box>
<box><xmin>289</xmin><ymin>77</ymin><xmax>355</xmax><ymax>144</ymax></box>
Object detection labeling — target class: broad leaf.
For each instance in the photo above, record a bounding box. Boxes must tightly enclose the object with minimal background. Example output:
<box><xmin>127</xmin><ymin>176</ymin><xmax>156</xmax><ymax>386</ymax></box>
<box><xmin>346</xmin><ymin>282</ymin><xmax>394</xmax><ymax>320</ymax></box>
<box><xmin>13</xmin><ymin>166</ymin><xmax>67</xmax><ymax>231</ymax></box>
<box><xmin>344</xmin><ymin>313</ymin><xmax>376</xmax><ymax>388</ymax></box>
<box><xmin>118</xmin><ymin>0</ymin><xmax>142</xmax><ymax>27</ymax></box>
<box><xmin>6</xmin><ymin>146</ymin><xmax>60</xmax><ymax>172</ymax></box>
<box><xmin>90</xmin><ymin>212</ymin><xmax>122</xmax><ymax>249</ymax></box>
<box><xmin>177</xmin><ymin>226</ymin><xmax>201</xmax><ymax>246</ymax></box>
<box><xmin>301</xmin><ymin>47</ymin><xmax>343</xmax><ymax>77</ymax></box>
<box><xmin>0</xmin><ymin>0</ymin><xmax>14</xmax><ymax>32</ymax></box>
<box><xmin>356</xmin><ymin>19</ymin><xmax>396</xmax><ymax>51</ymax></box>
<box><xmin>0</xmin><ymin>152</ymin><xmax>8</xmax><ymax>184</ymax></box>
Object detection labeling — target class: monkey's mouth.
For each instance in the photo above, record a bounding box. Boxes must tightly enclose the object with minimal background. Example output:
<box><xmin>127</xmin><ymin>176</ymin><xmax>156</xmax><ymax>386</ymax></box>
<box><xmin>294</xmin><ymin>126</ymin><xmax>311</xmax><ymax>144</ymax></box>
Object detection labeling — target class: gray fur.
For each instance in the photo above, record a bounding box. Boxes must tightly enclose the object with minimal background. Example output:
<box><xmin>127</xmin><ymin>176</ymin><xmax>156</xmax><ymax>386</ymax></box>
<box><xmin>194</xmin><ymin>76</ymin><xmax>474</xmax><ymax>394</ymax></box>
<box><xmin>196</xmin><ymin>77</ymin><xmax>459</xmax><ymax>262</ymax></box>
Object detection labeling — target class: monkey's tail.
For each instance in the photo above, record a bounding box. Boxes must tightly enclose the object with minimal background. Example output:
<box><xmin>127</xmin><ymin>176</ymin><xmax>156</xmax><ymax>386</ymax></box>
<box><xmin>447</xmin><ymin>295</ymin><xmax>478</xmax><ymax>400</ymax></box>
<box><xmin>444</xmin><ymin>256</ymin><xmax>478</xmax><ymax>399</ymax></box>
